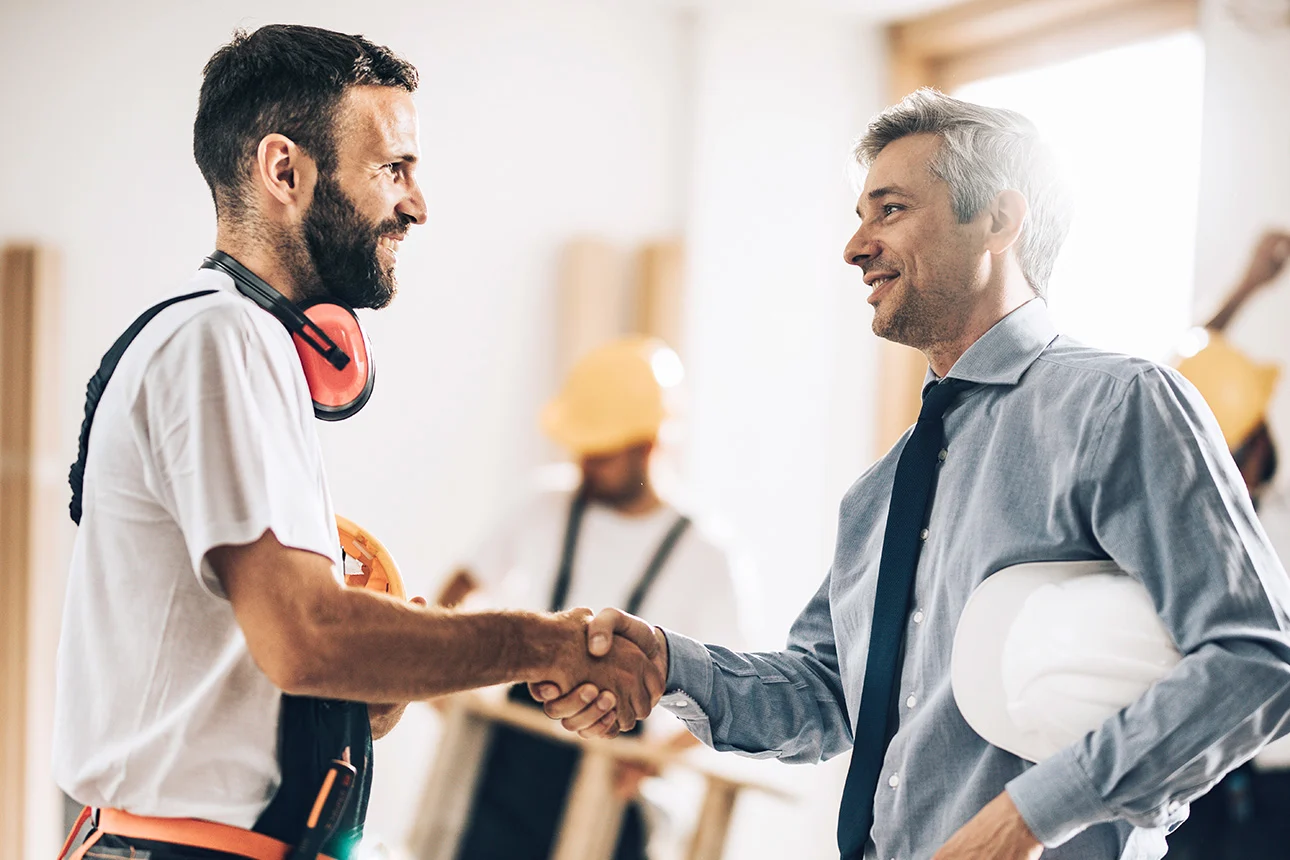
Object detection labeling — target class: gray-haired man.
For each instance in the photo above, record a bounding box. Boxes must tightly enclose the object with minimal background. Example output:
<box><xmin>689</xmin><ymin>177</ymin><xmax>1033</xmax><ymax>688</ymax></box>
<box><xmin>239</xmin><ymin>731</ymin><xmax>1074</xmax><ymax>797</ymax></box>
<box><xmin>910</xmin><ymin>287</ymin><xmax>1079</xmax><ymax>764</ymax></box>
<box><xmin>533</xmin><ymin>89</ymin><xmax>1290</xmax><ymax>860</ymax></box>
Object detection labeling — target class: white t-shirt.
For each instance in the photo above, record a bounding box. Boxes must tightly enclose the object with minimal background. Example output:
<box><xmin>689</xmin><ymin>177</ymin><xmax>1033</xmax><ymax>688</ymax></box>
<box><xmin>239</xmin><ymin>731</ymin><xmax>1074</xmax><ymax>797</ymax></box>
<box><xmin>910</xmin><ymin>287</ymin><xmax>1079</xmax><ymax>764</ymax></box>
<box><xmin>465</xmin><ymin>472</ymin><xmax>748</xmax><ymax>653</ymax></box>
<box><xmin>461</xmin><ymin>471</ymin><xmax>752</xmax><ymax>847</ymax></box>
<box><xmin>53</xmin><ymin>268</ymin><xmax>339</xmax><ymax>827</ymax></box>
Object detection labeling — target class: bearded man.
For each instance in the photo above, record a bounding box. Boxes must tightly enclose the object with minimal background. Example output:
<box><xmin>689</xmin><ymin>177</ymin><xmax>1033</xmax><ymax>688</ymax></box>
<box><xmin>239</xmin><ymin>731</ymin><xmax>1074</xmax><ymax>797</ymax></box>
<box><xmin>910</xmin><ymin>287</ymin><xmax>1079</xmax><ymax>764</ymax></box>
<box><xmin>53</xmin><ymin>24</ymin><xmax>660</xmax><ymax>860</ymax></box>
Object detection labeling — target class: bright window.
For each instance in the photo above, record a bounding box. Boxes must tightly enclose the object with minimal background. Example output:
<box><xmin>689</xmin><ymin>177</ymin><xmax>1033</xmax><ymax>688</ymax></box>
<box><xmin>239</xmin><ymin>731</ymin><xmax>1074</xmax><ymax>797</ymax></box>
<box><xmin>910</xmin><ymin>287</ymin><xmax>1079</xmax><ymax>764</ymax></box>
<box><xmin>956</xmin><ymin>32</ymin><xmax>1206</xmax><ymax>361</ymax></box>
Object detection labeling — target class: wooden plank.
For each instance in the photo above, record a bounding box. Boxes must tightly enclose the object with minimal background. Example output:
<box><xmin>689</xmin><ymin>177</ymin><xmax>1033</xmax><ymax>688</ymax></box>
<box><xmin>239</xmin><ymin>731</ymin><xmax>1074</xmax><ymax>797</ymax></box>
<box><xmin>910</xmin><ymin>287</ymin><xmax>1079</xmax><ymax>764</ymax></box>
<box><xmin>405</xmin><ymin>705</ymin><xmax>491</xmax><ymax>860</ymax></box>
<box><xmin>558</xmin><ymin>237</ymin><xmax>627</xmax><ymax>380</ymax></box>
<box><xmin>634</xmin><ymin>239</ymin><xmax>686</xmax><ymax>353</ymax></box>
<box><xmin>551</xmin><ymin>749</ymin><xmax>625</xmax><ymax>860</ymax></box>
<box><xmin>685</xmin><ymin>778</ymin><xmax>741</xmax><ymax>860</ymax></box>
<box><xmin>0</xmin><ymin>244</ymin><xmax>64</xmax><ymax>858</ymax></box>
<box><xmin>892</xmin><ymin>0</ymin><xmax>1192</xmax><ymax>61</ymax></box>
<box><xmin>933</xmin><ymin>0</ymin><xmax>1199</xmax><ymax>88</ymax></box>
<box><xmin>875</xmin><ymin>341</ymin><xmax>929</xmax><ymax>455</ymax></box>
<box><xmin>0</xmin><ymin>245</ymin><xmax>37</xmax><ymax>859</ymax></box>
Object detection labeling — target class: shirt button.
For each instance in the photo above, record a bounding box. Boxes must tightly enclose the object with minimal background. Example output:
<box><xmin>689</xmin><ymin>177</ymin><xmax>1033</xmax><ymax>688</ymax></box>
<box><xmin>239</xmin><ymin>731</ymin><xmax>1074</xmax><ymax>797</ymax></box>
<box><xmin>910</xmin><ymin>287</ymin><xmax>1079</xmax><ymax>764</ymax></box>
<box><xmin>1168</xmin><ymin>800</ymin><xmax>1181</xmax><ymax>813</ymax></box>
<box><xmin>919</xmin><ymin>528</ymin><xmax>929</xmax><ymax>541</ymax></box>
<box><xmin>938</xmin><ymin>448</ymin><xmax>948</xmax><ymax>462</ymax></box>
<box><xmin>912</xmin><ymin>610</ymin><xmax>924</xmax><ymax>624</ymax></box>
<box><xmin>906</xmin><ymin>695</ymin><xmax>917</xmax><ymax>709</ymax></box>
<box><xmin>888</xmin><ymin>773</ymin><xmax>900</xmax><ymax>788</ymax></box>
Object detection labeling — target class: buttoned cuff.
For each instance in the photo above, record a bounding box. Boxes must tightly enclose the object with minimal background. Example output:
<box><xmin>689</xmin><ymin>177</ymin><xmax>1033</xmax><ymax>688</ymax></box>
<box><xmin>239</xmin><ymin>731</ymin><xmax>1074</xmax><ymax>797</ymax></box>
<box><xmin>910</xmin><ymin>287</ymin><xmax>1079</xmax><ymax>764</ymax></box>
<box><xmin>658</xmin><ymin>629</ymin><xmax>716</xmax><ymax>742</ymax></box>
<box><xmin>1005</xmin><ymin>745</ymin><xmax>1115</xmax><ymax>847</ymax></box>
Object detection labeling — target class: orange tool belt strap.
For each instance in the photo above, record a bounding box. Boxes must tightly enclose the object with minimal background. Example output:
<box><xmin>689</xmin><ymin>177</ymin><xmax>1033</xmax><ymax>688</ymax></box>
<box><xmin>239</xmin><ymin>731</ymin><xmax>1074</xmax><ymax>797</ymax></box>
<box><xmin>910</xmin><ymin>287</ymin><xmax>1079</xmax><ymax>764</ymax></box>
<box><xmin>58</xmin><ymin>807</ymin><xmax>337</xmax><ymax>860</ymax></box>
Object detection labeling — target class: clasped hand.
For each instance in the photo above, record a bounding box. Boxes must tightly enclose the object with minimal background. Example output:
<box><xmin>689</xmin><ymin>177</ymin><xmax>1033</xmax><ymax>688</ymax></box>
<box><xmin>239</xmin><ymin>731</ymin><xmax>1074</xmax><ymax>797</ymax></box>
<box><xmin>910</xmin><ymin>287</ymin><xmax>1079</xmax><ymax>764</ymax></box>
<box><xmin>535</xmin><ymin>608</ymin><xmax>668</xmax><ymax>738</ymax></box>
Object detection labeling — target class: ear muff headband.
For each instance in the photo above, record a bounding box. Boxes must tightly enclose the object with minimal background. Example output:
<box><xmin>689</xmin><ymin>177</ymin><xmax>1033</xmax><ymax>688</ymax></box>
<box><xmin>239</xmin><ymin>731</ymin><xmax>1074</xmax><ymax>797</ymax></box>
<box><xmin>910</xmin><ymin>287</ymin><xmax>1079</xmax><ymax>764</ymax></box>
<box><xmin>200</xmin><ymin>251</ymin><xmax>376</xmax><ymax>421</ymax></box>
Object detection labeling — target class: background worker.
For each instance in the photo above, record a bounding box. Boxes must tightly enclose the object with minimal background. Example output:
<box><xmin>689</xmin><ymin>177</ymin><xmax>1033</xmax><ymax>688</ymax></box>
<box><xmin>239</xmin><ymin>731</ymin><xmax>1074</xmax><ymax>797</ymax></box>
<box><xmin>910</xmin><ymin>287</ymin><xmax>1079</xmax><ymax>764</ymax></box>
<box><xmin>439</xmin><ymin>336</ymin><xmax>750</xmax><ymax>860</ymax></box>
<box><xmin>1170</xmin><ymin>227</ymin><xmax>1290</xmax><ymax>860</ymax></box>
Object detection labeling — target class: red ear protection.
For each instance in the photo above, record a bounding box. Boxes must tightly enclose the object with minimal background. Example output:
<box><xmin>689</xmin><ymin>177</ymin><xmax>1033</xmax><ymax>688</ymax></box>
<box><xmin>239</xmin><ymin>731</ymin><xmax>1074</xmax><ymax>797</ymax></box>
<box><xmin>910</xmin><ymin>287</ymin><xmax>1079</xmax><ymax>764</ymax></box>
<box><xmin>201</xmin><ymin>251</ymin><xmax>376</xmax><ymax>421</ymax></box>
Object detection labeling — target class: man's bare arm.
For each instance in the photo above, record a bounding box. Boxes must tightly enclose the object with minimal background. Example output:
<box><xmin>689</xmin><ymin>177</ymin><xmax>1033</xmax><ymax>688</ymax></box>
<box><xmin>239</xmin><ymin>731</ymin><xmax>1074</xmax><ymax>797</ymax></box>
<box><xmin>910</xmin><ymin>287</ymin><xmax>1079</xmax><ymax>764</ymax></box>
<box><xmin>1205</xmin><ymin>229</ymin><xmax>1290</xmax><ymax>332</ymax></box>
<box><xmin>208</xmin><ymin>530</ymin><xmax>662</xmax><ymax>728</ymax></box>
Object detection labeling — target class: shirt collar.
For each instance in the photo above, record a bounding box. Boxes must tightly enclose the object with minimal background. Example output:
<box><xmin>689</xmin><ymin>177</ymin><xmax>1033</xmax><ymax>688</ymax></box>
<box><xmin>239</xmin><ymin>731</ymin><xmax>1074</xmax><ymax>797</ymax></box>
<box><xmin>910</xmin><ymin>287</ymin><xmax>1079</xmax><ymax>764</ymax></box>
<box><xmin>921</xmin><ymin>298</ymin><xmax>1060</xmax><ymax>395</ymax></box>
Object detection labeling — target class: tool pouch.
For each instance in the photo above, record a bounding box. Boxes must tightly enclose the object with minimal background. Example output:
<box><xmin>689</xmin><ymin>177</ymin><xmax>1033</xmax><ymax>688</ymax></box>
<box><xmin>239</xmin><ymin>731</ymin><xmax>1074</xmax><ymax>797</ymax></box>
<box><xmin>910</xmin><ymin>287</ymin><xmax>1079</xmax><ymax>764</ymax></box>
<box><xmin>253</xmin><ymin>695</ymin><xmax>373</xmax><ymax>858</ymax></box>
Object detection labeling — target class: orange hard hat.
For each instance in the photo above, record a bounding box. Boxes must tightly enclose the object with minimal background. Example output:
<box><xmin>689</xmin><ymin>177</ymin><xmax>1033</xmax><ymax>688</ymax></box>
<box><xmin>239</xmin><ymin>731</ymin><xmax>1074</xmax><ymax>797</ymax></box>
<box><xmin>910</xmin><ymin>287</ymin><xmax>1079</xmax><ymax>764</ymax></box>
<box><xmin>336</xmin><ymin>515</ymin><xmax>406</xmax><ymax>600</ymax></box>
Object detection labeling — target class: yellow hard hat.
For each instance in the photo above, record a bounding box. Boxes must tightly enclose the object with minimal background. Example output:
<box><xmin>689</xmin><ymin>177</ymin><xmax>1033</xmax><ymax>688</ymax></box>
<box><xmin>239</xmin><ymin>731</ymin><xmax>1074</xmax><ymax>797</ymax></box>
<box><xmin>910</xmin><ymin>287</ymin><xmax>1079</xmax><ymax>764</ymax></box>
<box><xmin>542</xmin><ymin>335</ymin><xmax>684</xmax><ymax>457</ymax></box>
<box><xmin>1176</xmin><ymin>329</ymin><xmax>1280</xmax><ymax>449</ymax></box>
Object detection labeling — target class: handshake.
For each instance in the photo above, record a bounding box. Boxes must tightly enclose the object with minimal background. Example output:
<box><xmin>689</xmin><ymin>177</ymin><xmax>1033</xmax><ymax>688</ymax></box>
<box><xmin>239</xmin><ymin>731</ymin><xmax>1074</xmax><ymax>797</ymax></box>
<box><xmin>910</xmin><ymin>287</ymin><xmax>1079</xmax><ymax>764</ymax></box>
<box><xmin>528</xmin><ymin>607</ymin><xmax>670</xmax><ymax>739</ymax></box>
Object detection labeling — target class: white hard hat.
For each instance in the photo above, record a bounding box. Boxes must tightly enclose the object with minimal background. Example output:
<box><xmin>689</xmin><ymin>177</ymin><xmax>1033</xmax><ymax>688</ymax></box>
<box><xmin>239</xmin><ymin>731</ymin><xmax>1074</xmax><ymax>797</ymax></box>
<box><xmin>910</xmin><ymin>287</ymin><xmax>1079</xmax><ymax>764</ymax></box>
<box><xmin>951</xmin><ymin>560</ymin><xmax>1181</xmax><ymax>763</ymax></box>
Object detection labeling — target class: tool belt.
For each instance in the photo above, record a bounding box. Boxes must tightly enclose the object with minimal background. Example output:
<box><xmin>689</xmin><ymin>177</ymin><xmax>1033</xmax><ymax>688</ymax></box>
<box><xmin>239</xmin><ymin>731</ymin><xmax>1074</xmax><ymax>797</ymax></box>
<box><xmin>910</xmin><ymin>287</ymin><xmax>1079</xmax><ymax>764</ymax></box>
<box><xmin>59</xmin><ymin>696</ymin><xmax>370</xmax><ymax>860</ymax></box>
<box><xmin>59</xmin><ymin>808</ymin><xmax>339</xmax><ymax>860</ymax></box>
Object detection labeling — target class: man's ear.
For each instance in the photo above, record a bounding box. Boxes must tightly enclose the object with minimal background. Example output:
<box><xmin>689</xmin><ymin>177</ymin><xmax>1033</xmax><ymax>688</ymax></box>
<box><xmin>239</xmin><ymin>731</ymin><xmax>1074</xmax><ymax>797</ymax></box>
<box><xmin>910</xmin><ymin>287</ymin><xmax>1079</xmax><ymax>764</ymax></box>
<box><xmin>254</xmin><ymin>133</ymin><xmax>316</xmax><ymax>213</ymax></box>
<box><xmin>984</xmin><ymin>189</ymin><xmax>1028</xmax><ymax>255</ymax></box>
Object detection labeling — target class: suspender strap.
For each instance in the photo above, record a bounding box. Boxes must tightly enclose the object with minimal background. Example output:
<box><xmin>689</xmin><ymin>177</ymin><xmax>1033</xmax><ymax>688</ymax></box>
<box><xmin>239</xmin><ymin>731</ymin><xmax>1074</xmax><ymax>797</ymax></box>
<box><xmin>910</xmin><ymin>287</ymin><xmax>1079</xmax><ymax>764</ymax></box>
<box><xmin>548</xmin><ymin>488</ymin><xmax>590</xmax><ymax>612</ymax></box>
<box><xmin>67</xmin><ymin>289</ymin><xmax>218</xmax><ymax>524</ymax></box>
<box><xmin>625</xmin><ymin>515</ymin><xmax>691</xmax><ymax>616</ymax></box>
<box><xmin>547</xmin><ymin>487</ymin><xmax>692</xmax><ymax>616</ymax></box>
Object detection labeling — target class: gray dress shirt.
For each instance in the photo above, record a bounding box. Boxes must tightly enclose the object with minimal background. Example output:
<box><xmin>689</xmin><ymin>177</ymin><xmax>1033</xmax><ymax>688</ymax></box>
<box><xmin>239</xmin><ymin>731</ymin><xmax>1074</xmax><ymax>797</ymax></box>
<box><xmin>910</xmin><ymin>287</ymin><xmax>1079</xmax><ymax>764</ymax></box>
<box><xmin>659</xmin><ymin>299</ymin><xmax>1290</xmax><ymax>860</ymax></box>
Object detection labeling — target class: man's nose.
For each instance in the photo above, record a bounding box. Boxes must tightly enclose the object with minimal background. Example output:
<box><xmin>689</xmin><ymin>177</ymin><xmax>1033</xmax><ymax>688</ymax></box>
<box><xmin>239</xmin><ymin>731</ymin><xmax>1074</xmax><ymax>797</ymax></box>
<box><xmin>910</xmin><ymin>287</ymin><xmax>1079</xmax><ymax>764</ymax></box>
<box><xmin>398</xmin><ymin>177</ymin><xmax>428</xmax><ymax>226</ymax></box>
<box><xmin>843</xmin><ymin>226</ymin><xmax>878</xmax><ymax>267</ymax></box>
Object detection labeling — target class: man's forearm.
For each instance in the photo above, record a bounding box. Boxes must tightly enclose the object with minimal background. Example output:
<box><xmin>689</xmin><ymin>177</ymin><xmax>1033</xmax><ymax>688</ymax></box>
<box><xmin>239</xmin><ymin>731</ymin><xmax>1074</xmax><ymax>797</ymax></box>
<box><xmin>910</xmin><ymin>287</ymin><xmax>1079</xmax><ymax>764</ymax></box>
<box><xmin>216</xmin><ymin>534</ymin><xmax>661</xmax><ymax>728</ymax></box>
<box><xmin>274</xmin><ymin>588</ymin><xmax>573</xmax><ymax>703</ymax></box>
<box><xmin>368</xmin><ymin>702</ymin><xmax>408</xmax><ymax>739</ymax></box>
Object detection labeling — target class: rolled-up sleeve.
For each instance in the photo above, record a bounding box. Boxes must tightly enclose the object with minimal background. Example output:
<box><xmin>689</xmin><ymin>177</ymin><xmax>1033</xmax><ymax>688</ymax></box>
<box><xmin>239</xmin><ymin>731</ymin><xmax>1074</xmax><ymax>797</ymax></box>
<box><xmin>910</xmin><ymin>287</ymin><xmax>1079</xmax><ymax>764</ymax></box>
<box><xmin>659</xmin><ymin>572</ymin><xmax>853</xmax><ymax>763</ymax></box>
<box><xmin>1008</xmin><ymin>366</ymin><xmax>1290</xmax><ymax>846</ymax></box>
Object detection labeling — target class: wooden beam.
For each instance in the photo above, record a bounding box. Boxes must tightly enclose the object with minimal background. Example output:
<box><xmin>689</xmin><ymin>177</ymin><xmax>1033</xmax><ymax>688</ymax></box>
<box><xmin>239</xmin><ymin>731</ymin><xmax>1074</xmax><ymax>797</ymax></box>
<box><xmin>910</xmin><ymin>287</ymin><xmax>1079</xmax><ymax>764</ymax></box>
<box><xmin>932</xmin><ymin>0</ymin><xmax>1199</xmax><ymax>89</ymax></box>
<box><xmin>0</xmin><ymin>244</ymin><xmax>63</xmax><ymax>857</ymax></box>
<box><xmin>893</xmin><ymin>0</ymin><xmax>1129</xmax><ymax>60</ymax></box>
<box><xmin>634</xmin><ymin>238</ymin><xmax>686</xmax><ymax>353</ymax></box>
<box><xmin>892</xmin><ymin>0</ymin><xmax>1195</xmax><ymax>64</ymax></box>
<box><xmin>557</xmin><ymin>237</ymin><xmax>627</xmax><ymax>379</ymax></box>
<box><xmin>0</xmin><ymin>246</ymin><xmax>37</xmax><ymax>858</ymax></box>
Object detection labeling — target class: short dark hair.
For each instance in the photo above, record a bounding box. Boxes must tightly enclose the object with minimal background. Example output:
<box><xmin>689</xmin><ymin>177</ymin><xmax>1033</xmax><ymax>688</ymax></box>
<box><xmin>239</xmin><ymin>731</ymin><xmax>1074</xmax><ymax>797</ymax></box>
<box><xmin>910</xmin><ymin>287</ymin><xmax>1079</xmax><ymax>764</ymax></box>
<box><xmin>193</xmin><ymin>24</ymin><xmax>418</xmax><ymax>220</ymax></box>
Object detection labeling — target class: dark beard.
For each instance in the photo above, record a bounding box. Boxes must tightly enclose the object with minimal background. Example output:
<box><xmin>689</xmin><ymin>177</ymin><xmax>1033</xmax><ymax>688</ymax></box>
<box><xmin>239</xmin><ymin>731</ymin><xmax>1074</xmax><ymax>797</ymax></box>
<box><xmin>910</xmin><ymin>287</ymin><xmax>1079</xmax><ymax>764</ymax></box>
<box><xmin>300</xmin><ymin>172</ymin><xmax>405</xmax><ymax>310</ymax></box>
<box><xmin>586</xmin><ymin>479</ymin><xmax>649</xmax><ymax>509</ymax></box>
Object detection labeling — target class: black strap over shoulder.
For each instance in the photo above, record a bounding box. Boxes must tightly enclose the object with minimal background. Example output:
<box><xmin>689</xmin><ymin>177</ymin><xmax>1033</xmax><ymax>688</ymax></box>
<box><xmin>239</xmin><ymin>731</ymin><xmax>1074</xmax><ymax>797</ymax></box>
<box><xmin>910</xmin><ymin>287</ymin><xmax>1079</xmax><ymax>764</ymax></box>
<box><xmin>68</xmin><ymin>289</ymin><xmax>217</xmax><ymax>524</ymax></box>
<box><xmin>624</xmin><ymin>515</ymin><xmax>690</xmax><ymax>617</ymax></box>
<box><xmin>546</xmin><ymin>488</ymin><xmax>691</xmax><ymax>616</ymax></box>
<box><xmin>547</xmin><ymin>487</ymin><xmax>591</xmax><ymax>613</ymax></box>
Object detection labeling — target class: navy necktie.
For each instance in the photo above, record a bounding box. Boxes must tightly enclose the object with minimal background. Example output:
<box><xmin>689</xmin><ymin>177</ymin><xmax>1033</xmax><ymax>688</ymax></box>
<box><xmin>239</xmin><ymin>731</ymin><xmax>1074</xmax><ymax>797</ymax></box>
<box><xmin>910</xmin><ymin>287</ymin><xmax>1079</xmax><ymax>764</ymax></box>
<box><xmin>837</xmin><ymin>378</ymin><xmax>969</xmax><ymax>860</ymax></box>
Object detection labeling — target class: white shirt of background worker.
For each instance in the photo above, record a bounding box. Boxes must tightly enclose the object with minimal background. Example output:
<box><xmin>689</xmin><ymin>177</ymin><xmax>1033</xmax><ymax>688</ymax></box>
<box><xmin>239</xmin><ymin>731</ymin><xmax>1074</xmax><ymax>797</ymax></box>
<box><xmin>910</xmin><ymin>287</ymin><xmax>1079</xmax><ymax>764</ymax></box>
<box><xmin>438</xmin><ymin>337</ymin><xmax>751</xmax><ymax>799</ymax></box>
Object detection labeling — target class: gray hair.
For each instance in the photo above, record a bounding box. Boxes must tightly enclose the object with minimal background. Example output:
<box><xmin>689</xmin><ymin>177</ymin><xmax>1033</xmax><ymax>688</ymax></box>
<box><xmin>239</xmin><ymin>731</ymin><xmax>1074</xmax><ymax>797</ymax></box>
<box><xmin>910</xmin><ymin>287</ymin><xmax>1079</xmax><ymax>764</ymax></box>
<box><xmin>854</xmin><ymin>89</ymin><xmax>1072</xmax><ymax>297</ymax></box>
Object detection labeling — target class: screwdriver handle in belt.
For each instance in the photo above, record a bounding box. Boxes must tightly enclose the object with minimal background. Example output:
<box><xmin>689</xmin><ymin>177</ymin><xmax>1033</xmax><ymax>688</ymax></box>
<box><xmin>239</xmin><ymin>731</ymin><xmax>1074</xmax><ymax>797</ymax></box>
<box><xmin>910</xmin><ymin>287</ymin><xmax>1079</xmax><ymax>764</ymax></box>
<box><xmin>288</xmin><ymin>759</ymin><xmax>357</xmax><ymax>860</ymax></box>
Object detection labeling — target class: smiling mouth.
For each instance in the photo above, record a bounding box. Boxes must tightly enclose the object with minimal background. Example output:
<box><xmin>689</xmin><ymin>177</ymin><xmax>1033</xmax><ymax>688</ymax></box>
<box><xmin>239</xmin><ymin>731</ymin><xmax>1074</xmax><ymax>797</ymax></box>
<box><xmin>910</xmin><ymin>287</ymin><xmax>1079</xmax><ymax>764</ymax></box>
<box><xmin>378</xmin><ymin>236</ymin><xmax>401</xmax><ymax>259</ymax></box>
<box><xmin>866</xmin><ymin>273</ymin><xmax>899</xmax><ymax>303</ymax></box>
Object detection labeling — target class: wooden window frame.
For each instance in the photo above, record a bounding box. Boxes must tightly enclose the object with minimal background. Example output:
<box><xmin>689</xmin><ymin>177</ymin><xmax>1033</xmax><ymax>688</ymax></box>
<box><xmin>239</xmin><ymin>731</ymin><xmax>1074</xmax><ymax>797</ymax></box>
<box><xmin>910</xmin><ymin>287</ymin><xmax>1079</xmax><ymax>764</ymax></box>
<box><xmin>1</xmin><ymin>245</ymin><xmax>62</xmax><ymax>856</ymax></box>
<box><xmin>875</xmin><ymin>0</ymin><xmax>1199</xmax><ymax>455</ymax></box>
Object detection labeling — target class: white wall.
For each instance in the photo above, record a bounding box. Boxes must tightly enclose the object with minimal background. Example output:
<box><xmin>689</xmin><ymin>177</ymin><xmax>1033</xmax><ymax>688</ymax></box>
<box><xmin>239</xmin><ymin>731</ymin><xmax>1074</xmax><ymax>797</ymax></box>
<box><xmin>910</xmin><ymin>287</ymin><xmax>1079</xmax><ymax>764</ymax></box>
<box><xmin>1192</xmin><ymin>0</ymin><xmax>1290</xmax><ymax>456</ymax></box>
<box><xmin>678</xmin><ymin>10</ymin><xmax>886</xmax><ymax>860</ymax></box>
